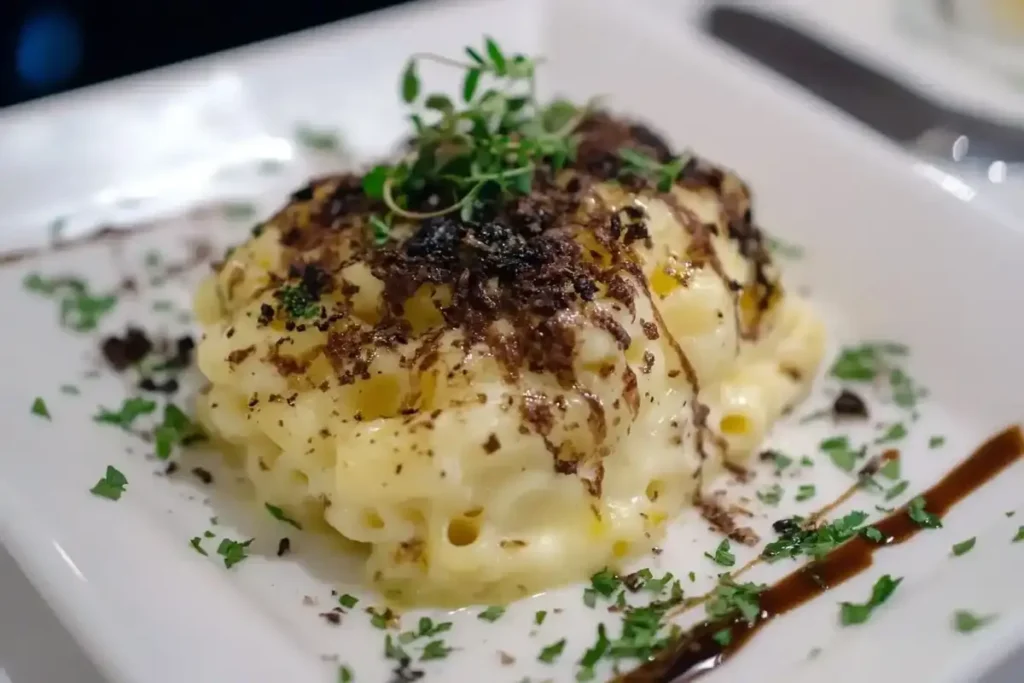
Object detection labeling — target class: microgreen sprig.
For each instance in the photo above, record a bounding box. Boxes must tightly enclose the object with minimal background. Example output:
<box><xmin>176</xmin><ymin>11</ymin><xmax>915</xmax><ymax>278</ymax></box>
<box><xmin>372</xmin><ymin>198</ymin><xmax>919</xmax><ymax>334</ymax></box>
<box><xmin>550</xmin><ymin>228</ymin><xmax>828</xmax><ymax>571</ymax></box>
<box><xmin>363</xmin><ymin>37</ymin><xmax>592</xmax><ymax>228</ymax></box>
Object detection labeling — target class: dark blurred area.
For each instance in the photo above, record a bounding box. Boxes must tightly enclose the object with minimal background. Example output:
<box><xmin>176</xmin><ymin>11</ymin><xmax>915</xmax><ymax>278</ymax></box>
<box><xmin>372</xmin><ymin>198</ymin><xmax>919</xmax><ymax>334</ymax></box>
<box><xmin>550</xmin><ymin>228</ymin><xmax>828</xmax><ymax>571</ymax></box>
<box><xmin>0</xmin><ymin>0</ymin><xmax>411</xmax><ymax>108</ymax></box>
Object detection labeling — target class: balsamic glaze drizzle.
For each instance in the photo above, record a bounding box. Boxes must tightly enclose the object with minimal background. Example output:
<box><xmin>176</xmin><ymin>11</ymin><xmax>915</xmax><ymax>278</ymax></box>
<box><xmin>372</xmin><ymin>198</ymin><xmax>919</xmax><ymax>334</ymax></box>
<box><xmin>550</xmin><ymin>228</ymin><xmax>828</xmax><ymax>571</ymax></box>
<box><xmin>617</xmin><ymin>425</ymin><xmax>1024</xmax><ymax>683</ymax></box>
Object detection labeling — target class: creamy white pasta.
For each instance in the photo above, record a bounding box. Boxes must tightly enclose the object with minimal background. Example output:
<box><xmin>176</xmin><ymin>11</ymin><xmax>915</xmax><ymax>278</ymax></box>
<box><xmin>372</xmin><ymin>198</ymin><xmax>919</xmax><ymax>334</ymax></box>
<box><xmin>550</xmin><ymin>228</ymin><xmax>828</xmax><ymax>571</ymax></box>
<box><xmin>193</xmin><ymin>113</ymin><xmax>824</xmax><ymax>605</ymax></box>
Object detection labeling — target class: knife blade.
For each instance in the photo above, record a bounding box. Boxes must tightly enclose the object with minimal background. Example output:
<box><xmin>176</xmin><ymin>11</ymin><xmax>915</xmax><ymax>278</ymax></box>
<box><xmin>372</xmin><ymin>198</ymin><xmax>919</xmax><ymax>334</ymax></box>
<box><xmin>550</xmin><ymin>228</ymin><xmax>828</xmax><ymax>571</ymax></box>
<box><xmin>703</xmin><ymin>5</ymin><xmax>1024</xmax><ymax>162</ymax></box>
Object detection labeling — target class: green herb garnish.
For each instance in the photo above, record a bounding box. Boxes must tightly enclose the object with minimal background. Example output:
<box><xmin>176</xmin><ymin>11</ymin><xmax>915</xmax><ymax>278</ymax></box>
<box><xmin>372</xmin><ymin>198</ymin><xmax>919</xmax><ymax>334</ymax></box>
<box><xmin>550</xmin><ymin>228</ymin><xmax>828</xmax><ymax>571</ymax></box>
<box><xmin>819</xmin><ymin>435</ymin><xmax>862</xmax><ymax>472</ymax></box>
<box><xmin>535</xmin><ymin>610</ymin><xmax>547</xmax><ymax>625</ymax></box>
<box><xmin>830</xmin><ymin>342</ymin><xmax>908</xmax><ymax>381</ymax></box>
<box><xmin>216</xmin><ymin>538</ymin><xmax>253</xmax><ymax>569</ymax></box>
<box><xmin>339</xmin><ymin>594</ymin><xmax>359</xmax><ymax>609</ymax></box>
<box><xmin>757</xmin><ymin>484</ymin><xmax>783</xmax><ymax>506</ymax></box>
<box><xmin>420</xmin><ymin>640</ymin><xmax>452</xmax><ymax>661</ymax></box>
<box><xmin>706</xmin><ymin>576</ymin><xmax>764</xmax><ymax>625</ymax></box>
<box><xmin>590</xmin><ymin>567</ymin><xmax>621</xmax><ymax>597</ymax></box>
<box><xmin>839</xmin><ymin>574</ymin><xmax>902</xmax><ymax>625</ymax></box>
<box><xmin>295</xmin><ymin>123</ymin><xmax>342</xmax><ymax>151</ymax></box>
<box><xmin>879</xmin><ymin>459</ymin><xmax>901</xmax><ymax>480</ymax></box>
<box><xmin>190</xmin><ymin>537</ymin><xmax>208</xmax><ymax>556</ymax></box>
<box><xmin>795</xmin><ymin>484</ymin><xmax>816</xmax><ymax>502</ymax></box>
<box><xmin>884</xmin><ymin>480</ymin><xmax>910</xmax><ymax>501</ymax></box>
<box><xmin>94</xmin><ymin>397</ymin><xmax>156</xmax><ymax>429</ymax></box>
<box><xmin>861</xmin><ymin>526</ymin><xmax>884</xmax><ymax>543</ymax></box>
<box><xmin>951</xmin><ymin>538</ymin><xmax>976</xmax><ymax>556</ymax></box>
<box><xmin>705</xmin><ymin>539</ymin><xmax>735</xmax><ymax>567</ymax></box>
<box><xmin>712</xmin><ymin>628</ymin><xmax>732</xmax><ymax>646</ymax></box>
<box><xmin>954</xmin><ymin>610</ymin><xmax>996</xmax><ymax>633</ymax></box>
<box><xmin>617</xmin><ymin>148</ymin><xmax>691</xmax><ymax>192</ymax></box>
<box><xmin>762</xmin><ymin>510</ymin><xmax>868</xmax><ymax>562</ymax></box>
<box><xmin>875</xmin><ymin>423</ymin><xmax>907</xmax><ymax>444</ymax></box>
<box><xmin>90</xmin><ymin>465</ymin><xmax>128</xmax><ymax>500</ymax></box>
<box><xmin>907</xmin><ymin>497</ymin><xmax>942</xmax><ymax>529</ymax></box>
<box><xmin>154</xmin><ymin>403</ymin><xmax>202</xmax><ymax>459</ymax></box>
<box><xmin>60</xmin><ymin>384</ymin><xmax>79</xmax><ymax>395</ymax></box>
<box><xmin>31</xmin><ymin>397</ymin><xmax>50</xmax><ymax>420</ymax></box>
<box><xmin>477</xmin><ymin>606</ymin><xmax>505</xmax><ymax>622</ymax></box>
<box><xmin>24</xmin><ymin>273</ymin><xmax>117</xmax><ymax>332</ymax></box>
<box><xmin>929</xmin><ymin>436</ymin><xmax>945</xmax><ymax>448</ymax></box>
<box><xmin>538</xmin><ymin>638</ymin><xmax>567</xmax><ymax>663</ymax></box>
<box><xmin>364</xmin><ymin>38</ymin><xmax>589</xmax><ymax>225</ymax></box>
<box><xmin>1013</xmin><ymin>526</ymin><xmax>1024</xmax><ymax>543</ymax></box>
<box><xmin>576</xmin><ymin>623</ymin><xmax>610</xmax><ymax>681</ymax></box>
<box><xmin>265</xmin><ymin>503</ymin><xmax>302</xmax><ymax>529</ymax></box>
<box><xmin>338</xmin><ymin>665</ymin><xmax>353</xmax><ymax>683</ymax></box>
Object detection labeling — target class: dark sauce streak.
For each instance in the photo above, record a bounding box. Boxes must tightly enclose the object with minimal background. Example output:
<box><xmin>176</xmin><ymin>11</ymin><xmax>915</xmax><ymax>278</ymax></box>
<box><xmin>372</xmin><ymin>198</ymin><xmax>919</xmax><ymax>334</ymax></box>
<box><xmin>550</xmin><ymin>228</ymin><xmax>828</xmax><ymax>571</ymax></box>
<box><xmin>618</xmin><ymin>425</ymin><xmax>1024</xmax><ymax>683</ymax></box>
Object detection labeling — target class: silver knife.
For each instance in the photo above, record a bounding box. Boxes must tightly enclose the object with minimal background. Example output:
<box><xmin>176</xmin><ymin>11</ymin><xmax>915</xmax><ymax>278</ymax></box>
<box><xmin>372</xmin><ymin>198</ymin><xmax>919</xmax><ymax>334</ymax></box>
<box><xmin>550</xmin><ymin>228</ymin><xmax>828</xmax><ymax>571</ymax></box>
<box><xmin>703</xmin><ymin>5</ymin><xmax>1024</xmax><ymax>163</ymax></box>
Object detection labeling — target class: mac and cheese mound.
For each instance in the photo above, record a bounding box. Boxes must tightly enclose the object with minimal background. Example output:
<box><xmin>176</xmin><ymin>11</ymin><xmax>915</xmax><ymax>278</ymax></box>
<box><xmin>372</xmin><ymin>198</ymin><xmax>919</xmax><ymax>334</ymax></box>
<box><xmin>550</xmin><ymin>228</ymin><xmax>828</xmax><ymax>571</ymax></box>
<box><xmin>193</xmin><ymin>114</ymin><xmax>824</xmax><ymax>604</ymax></box>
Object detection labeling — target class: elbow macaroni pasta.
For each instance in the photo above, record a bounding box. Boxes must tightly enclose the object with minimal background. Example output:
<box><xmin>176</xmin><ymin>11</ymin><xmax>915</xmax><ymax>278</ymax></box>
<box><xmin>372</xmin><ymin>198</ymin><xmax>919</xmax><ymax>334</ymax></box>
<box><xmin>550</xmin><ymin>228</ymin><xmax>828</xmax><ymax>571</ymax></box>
<box><xmin>194</xmin><ymin>160</ymin><xmax>825</xmax><ymax>605</ymax></box>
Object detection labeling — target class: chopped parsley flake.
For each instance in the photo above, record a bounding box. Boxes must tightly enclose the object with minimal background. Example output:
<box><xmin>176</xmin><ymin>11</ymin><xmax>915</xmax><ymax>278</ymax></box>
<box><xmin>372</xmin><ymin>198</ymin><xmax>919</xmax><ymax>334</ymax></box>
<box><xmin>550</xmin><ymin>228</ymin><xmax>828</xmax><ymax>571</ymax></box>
<box><xmin>398</xmin><ymin>616</ymin><xmax>451</xmax><ymax>642</ymax></box>
<box><xmin>60</xmin><ymin>384</ymin><xmax>79</xmax><ymax>395</ymax></box>
<box><xmin>830</xmin><ymin>343</ymin><xmax>923</xmax><ymax>408</ymax></box>
<box><xmin>538</xmin><ymin>638</ymin><xmax>567</xmax><ymax>663</ymax></box>
<box><xmin>383</xmin><ymin>634</ymin><xmax>408</xmax><ymax>661</ymax></box>
<box><xmin>799</xmin><ymin>455</ymin><xmax>815</xmax><ymax>467</ymax></box>
<box><xmin>534</xmin><ymin>610</ymin><xmax>547</xmax><ymax>625</ymax></box>
<box><xmin>762</xmin><ymin>450</ymin><xmax>792</xmax><ymax>473</ymax></box>
<box><xmin>189</xmin><ymin>537</ymin><xmax>208</xmax><ymax>556</ymax></box>
<box><xmin>295</xmin><ymin>123</ymin><xmax>342</xmax><ymax>151</ymax></box>
<box><xmin>94</xmin><ymin>397</ymin><xmax>156</xmax><ymax>430</ymax></box>
<box><xmin>706</xmin><ymin>576</ymin><xmax>764</xmax><ymax>625</ymax></box>
<box><xmin>879</xmin><ymin>459</ymin><xmax>901</xmax><ymax>480</ymax></box>
<box><xmin>216</xmin><ymin>537</ymin><xmax>253</xmax><ymax>569</ymax></box>
<box><xmin>338</xmin><ymin>665</ymin><xmax>353</xmax><ymax>683</ymax></box>
<box><xmin>762</xmin><ymin>510</ymin><xmax>868</xmax><ymax>562</ymax></box>
<box><xmin>929</xmin><ymin>436</ymin><xmax>946</xmax><ymax>448</ymax></box>
<box><xmin>339</xmin><ymin>594</ymin><xmax>359</xmax><ymax>609</ymax></box>
<box><xmin>154</xmin><ymin>403</ymin><xmax>202</xmax><ymax>459</ymax></box>
<box><xmin>90</xmin><ymin>465</ymin><xmax>127</xmax><ymax>500</ymax></box>
<box><xmin>795</xmin><ymin>484</ymin><xmax>816</xmax><ymax>502</ymax></box>
<box><xmin>885</xmin><ymin>480</ymin><xmax>911</xmax><ymax>501</ymax></box>
<box><xmin>875</xmin><ymin>423</ymin><xmax>907</xmax><ymax>444</ymax></box>
<box><xmin>954</xmin><ymin>610</ymin><xmax>996</xmax><ymax>633</ymax></box>
<box><xmin>24</xmin><ymin>273</ymin><xmax>117</xmax><ymax>332</ymax></box>
<box><xmin>1013</xmin><ymin>526</ymin><xmax>1024</xmax><ymax>543</ymax></box>
<box><xmin>30</xmin><ymin>397</ymin><xmax>50</xmax><ymax>420</ymax></box>
<box><xmin>712</xmin><ymin>628</ymin><xmax>732</xmax><ymax>647</ymax></box>
<box><xmin>576</xmin><ymin>623</ymin><xmax>609</xmax><ymax>681</ymax></box>
<box><xmin>757</xmin><ymin>483</ymin><xmax>784</xmax><ymax>506</ymax></box>
<box><xmin>839</xmin><ymin>574</ymin><xmax>902</xmax><ymax>625</ymax></box>
<box><xmin>819</xmin><ymin>435</ymin><xmax>861</xmax><ymax>472</ymax></box>
<box><xmin>907</xmin><ymin>497</ymin><xmax>942</xmax><ymax>529</ymax></box>
<box><xmin>590</xmin><ymin>567</ymin><xmax>621</xmax><ymax>597</ymax></box>
<box><xmin>477</xmin><ymin>606</ymin><xmax>505</xmax><ymax>622</ymax></box>
<box><xmin>951</xmin><ymin>538</ymin><xmax>976</xmax><ymax>556</ymax></box>
<box><xmin>830</xmin><ymin>342</ymin><xmax>907</xmax><ymax>381</ymax></box>
<box><xmin>265</xmin><ymin>503</ymin><xmax>303</xmax><ymax>529</ymax></box>
<box><xmin>705</xmin><ymin>539</ymin><xmax>736</xmax><ymax>567</ymax></box>
<box><xmin>420</xmin><ymin>640</ymin><xmax>453</xmax><ymax>661</ymax></box>
<box><xmin>861</xmin><ymin>526</ymin><xmax>884</xmax><ymax>543</ymax></box>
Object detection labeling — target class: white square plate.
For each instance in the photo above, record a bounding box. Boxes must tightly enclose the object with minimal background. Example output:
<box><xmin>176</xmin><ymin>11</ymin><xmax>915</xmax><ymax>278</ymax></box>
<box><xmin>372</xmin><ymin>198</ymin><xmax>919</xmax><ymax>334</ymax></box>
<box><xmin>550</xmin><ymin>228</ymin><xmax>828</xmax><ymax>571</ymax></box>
<box><xmin>0</xmin><ymin>1</ymin><xmax>1022</xmax><ymax>682</ymax></box>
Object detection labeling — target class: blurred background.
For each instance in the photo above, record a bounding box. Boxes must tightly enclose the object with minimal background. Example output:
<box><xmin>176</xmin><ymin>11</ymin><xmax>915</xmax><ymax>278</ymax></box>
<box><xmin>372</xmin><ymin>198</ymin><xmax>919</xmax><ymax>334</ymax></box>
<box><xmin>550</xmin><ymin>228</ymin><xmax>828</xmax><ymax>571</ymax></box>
<box><xmin>0</xmin><ymin>0</ymin><xmax>410</xmax><ymax>107</ymax></box>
